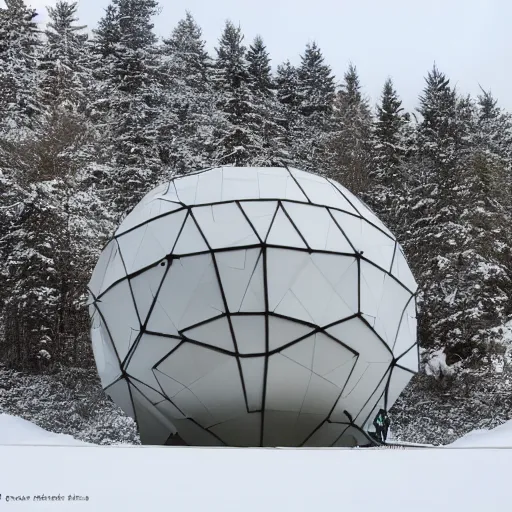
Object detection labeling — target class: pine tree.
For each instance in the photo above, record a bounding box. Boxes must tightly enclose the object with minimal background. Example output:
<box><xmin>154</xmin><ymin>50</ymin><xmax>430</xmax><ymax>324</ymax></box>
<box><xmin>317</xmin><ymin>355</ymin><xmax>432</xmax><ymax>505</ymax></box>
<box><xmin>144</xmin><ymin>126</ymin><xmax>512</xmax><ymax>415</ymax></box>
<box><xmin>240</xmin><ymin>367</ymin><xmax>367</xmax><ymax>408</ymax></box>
<box><xmin>247</xmin><ymin>35</ymin><xmax>273</xmax><ymax>97</ymax></box>
<box><xmin>0</xmin><ymin>0</ymin><xmax>41</xmax><ymax>133</ymax></box>
<box><xmin>38</xmin><ymin>1</ymin><xmax>89</xmax><ymax>110</ymax></box>
<box><xmin>212</xmin><ymin>21</ymin><xmax>264</xmax><ymax>166</ymax></box>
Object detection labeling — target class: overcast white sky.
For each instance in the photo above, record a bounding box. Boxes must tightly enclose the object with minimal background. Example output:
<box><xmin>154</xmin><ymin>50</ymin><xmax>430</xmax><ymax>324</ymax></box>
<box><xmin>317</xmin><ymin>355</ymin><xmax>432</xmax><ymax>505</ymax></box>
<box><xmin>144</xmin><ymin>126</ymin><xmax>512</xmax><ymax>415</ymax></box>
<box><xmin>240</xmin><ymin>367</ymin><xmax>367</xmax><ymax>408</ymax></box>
<box><xmin>22</xmin><ymin>0</ymin><xmax>512</xmax><ymax>111</ymax></box>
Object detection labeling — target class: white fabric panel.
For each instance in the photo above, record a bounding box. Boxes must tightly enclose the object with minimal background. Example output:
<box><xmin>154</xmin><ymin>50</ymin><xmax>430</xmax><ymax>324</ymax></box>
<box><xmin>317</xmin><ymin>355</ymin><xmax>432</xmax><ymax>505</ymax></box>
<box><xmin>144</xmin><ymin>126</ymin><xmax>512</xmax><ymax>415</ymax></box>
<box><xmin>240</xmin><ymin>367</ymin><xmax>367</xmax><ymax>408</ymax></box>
<box><xmin>131</xmin><ymin>385</ymin><xmax>175</xmax><ymax>445</ymax></box>
<box><xmin>209</xmin><ymin>412</ymin><xmax>261</xmax><ymax>447</ymax></box>
<box><xmin>268</xmin><ymin>316</ymin><xmax>313</xmax><ymax>351</ymax></box>
<box><xmin>216</xmin><ymin>250</ymin><xmax>263</xmax><ymax>313</ymax></box>
<box><xmin>397</xmin><ymin>345</ymin><xmax>419</xmax><ymax>373</ymax></box>
<box><xmin>172</xmin><ymin>387</ymin><xmax>217</xmax><ymax>428</ymax></box>
<box><xmin>154</xmin><ymin>369</ymin><xmax>185</xmax><ymax>399</ymax></box>
<box><xmin>266</xmin><ymin>354</ymin><xmax>311</xmax><ymax>412</ymax></box>
<box><xmin>262</xmin><ymin>411</ymin><xmax>323</xmax><ymax>447</ymax></box>
<box><xmin>156</xmin><ymin>343</ymin><xmax>230</xmax><ymax>388</ymax></box>
<box><xmin>355</xmin><ymin>369</ymin><xmax>389</xmax><ymax>424</ymax></box>
<box><xmin>89</xmin><ymin>240</ymin><xmax>126</xmax><ymax>297</ymax></box>
<box><xmin>330</xmin><ymin>210</ymin><xmax>395</xmax><ymax>271</ymax></box>
<box><xmin>194</xmin><ymin>204</ymin><xmax>259</xmax><ymax>249</ymax></box>
<box><xmin>333</xmin><ymin>425</ymin><xmax>362</xmax><ymax>447</ymax></box>
<box><xmin>154</xmin><ymin>254</ymin><xmax>225</xmax><ymax>331</ymax></box>
<box><xmin>326</xmin><ymin>318</ymin><xmax>392</xmax><ymax>364</ymax></box>
<box><xmin>172</xmin><ymin>214</ymin><xmax>209</xmax><ymax>255</ymax></box>
<box><xmin>130</xmin><ymin>379</ymin><xmax>165</xmax><ymax>405</ymax></box>
<box><xmin>171</xmin><ymin>418</ymin><xmax>224</xmax><ymax>446</ymax></box>
<box><xmin>322</xmin><ymin>356</ymin><xmax>357</xmax><ymax>389</ymax></box>
<box><xmin>302</xmin><ymin>421</ymin><xmax>347</xmax><ymax>447</ymax></box>
<box><xmin>222</xmin><ymin>167</ymin><xmax>260</xmax><ymax>201</ymax></box>
<box><xmin>239</xmin><ymin>201</ymin><xmax>278</xmax><ymax>241</ymax></box>
<box><xmin>105</xmin><ymin>379</ymin><xmax>134</xmax><ymax>419</ymax></box>
<box><xmin>372</xmin><ymin>275</ymin><xmax>413</xmax><ymax>348</ymax></box>
<box><xmin>281</xmin><ymin>335</ymin><xmax>315</xmax><ymax>369</ymax></box>
<box><xmin>359</xmin><ymin>260</ymin><xmax>387</xmax><ymax>318</ymax></box>
<box><xmin>96</xmin><ymin>280</ymin><xmax>139</xmax><ymax>363</ymax></box>
<box><xmin>183</xmin><ymin>316</ymin><xmax>235</xmax><ymax>352</ymax></box>
<box><xmin>328</xmin><ymin>178</ymin><xmax>395</xmax><ymax>239</ymax></box>
<box><xmin>282</xmin><ymin>202</ymin><xmax>353</xmax><ymax>252</ymax></box>
<box><xmin>266</xmin><ymin>206</ymin><xmax>307</xmax><ymax>247</ymax></box>
<box><xmin>116</xmin><ymin>183</ymin><xmax>181</xmax><ymax>236</ymax></box>
<box><xmin>300</xmin><ymin>373</ymin><xmax>342</xmax><ymax>415</ymax></box>
<box><xmin>129</xmin><ymin>262</ymin><xmax>167</xmax><ymax>325</ymax></box>
<box><xmin>386</xmin><ymin>367</ymin><xmax>414</xmax><ymax>411</ymax></box>
<box><xmin>90</xmin><ymin>307</ymin><xmax>122</xmax><ymax>388</ymax></box>
<box><xmin>189</xmin><ymin>358</ymin><xmax>247</xmax><ymax>425</ymax></box>
<box><xmin>256</xmin><ymin>167</ymin><xmax>308</xmax><ymax>201</ymax></box>
<box><xmin>195</xmin><ymin>167</ymin><xmax>223</xmax><ymax>204</ymax></box>
<box><xmin>393</xmin><ymin>298</ymin><xmax>417</xmax><ymax>356</ymax></box>
<box><xmin>155</xmin><ymin>399</ymin><xmax>186</xmax><ymax>421</ymax></box>
<box><xmin>267</xmin><ymin>249</ymin><xmax>310</xmax><ymax>311</ymax></box>
<box><xmin>288</xmin><ymin>168</ymin><xmax>359</xmax><ymax>213</ymax></box>
<box><xmin>312</xmin><ymin>333</ymin><xmax>356</xmax><ymax>377</ymax></box>
<box><xmin>126</xmin><ymin>334</ymin><xmax>181</xmax><ymax>392</ymax></box>
<box><xmin>174</xmin><ymin>173</ymin><xmax>200</xmax><ymax>204</ymax></box>
<box><xmin>118</xmin><ymin>210</ymin><xmax>187</xmax><ymax>274</ymax></box>
<box><xmin>391</xmin><ymin>246</ymin><xmax>418</xmax><ymax>292</ymax></box>
<box><xmin>277</xmin><ymin>257</ymin><xmax>355</xmax><ymax>326</ymax></box>
<box><xmin>160</xmin><ymin>181</ymin><xmax>181</xmax><ymax>203</ymax></box>
<box><xmin>310</xmin><ymin>253</ymin><xmax>359</xmax><ymax>315</ymax></box>
<box><xmin>240</xmin><ymin>357</ymin><xmax>265</xmax><ymax>411</ymax></box>
<box><xmin>231</xmin><ymin>315</ymin><xmax>266</xmax><ymax>354</ymax></box>
<box><xmin>330</xmin><ymin>361</ymin><xmax>389</xmax><ymax>422</ymax></box>
<box><xmin>274</xmin><ymin>291</ymin><xmax>314</xmax><ymax>325</ymax></box>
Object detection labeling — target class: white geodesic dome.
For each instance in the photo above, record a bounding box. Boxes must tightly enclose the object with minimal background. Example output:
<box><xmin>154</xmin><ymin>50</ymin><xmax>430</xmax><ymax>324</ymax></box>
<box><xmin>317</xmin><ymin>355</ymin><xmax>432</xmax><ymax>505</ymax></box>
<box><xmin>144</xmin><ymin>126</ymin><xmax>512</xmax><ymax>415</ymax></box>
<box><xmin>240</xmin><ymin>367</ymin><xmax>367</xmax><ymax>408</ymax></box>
<box><xmin>88</xmin><ymin>166</ymin><xmax>418</xmax><ymax>447</ymax></box>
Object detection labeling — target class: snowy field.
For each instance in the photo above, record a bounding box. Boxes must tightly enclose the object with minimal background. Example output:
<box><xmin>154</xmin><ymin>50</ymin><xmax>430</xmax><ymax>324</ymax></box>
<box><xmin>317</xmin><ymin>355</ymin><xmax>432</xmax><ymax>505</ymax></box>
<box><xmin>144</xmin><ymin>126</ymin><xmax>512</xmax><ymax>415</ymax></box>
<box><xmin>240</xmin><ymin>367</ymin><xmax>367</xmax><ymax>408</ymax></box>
<box><xmin>0</xmin><ymin>414</ymin><xmax>511</xmax><ymax>511</ymax></box>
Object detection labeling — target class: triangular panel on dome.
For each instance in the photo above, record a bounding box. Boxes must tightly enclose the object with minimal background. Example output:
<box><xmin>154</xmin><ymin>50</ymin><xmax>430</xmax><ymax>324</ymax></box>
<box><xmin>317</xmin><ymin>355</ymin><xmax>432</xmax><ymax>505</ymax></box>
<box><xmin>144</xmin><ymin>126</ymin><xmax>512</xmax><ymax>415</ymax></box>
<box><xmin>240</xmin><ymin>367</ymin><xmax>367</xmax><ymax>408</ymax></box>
<box><xmin>221</xmin><ymin>167</ymin><xmax>260</xmax><ymax>201</ymax></box>
<box><xmin>193</xmin><ymin>203</ymin><xmax>259</xmax><ymax>249</ymax></box>
<box><xmin>89</xmin><ymin>239</ymin><xmax>126</xmax><ymax>297</ymax></box>
<box><xmin>159</xmin><ymin>180</ymin><xmax>181</xmax><ymax>204</ymax></box>
<box><xmin>266</xmin><ymin>249</ymin><xmax>310</xmax><ymax>311</ymax></box>
<box><xmin>300</xmin><ymin>372</ymin><xmax>342</xmax><ymax>416</ymax></box>
<box><xmin>215</xmin><ymin>249</ymin><xmax>264</xmax><ymax>313</ymax></box>
<box><xmin>240</xmin><ymin>356</ymin><xmax>265</xmax><ymax>411</ymax></box>
<box><xmin>282</xmin><ymin>202</ymin><xmax>353</xmax><ymax>252</ymax></box>
<box><xmin>129</xmin><ymin>378</ymin><xmax>166</xmax><ymax>405</ymax></box>
<box><xmin>266</xmin><ymin>206</ymin><xmax>307</xmax><ymax>248</ymax></box>
<box><xmin>396</xmin><ymin>343</ymin><xmax>419</xmax><ymax>373</ymax></box>
<box><xmin>172</xmin><ymin>213</ymin><xmax>209</xmax><ymax>255</ymax></box>
<box><xmin>281</xmin><ymin>335</ymin><xmax>315</xmax><ymax>369</ymax></box>
<box><xmin>117</xmin><ymin>209</ymin><xmax>187</xmax><ymax>275</ymax></box>
<box><xmin>312</xmin><ymin>333</ymin><xmax>357</xmax><ymax>377</ymax></box>
<box><xmin>209</xmin><ymin>412</ymin><xmax>261</xmax><ymax>447</ymax></box>
<box><xmin>195</xmin><ymin>167</ymin><xmax>223</xmax><ymax>204</ymax></box>
<box><xmin>95</xmin><ymin>279</ymin><xmax>140</xmax><ymax>363</ymax></box>
<box><xmin>173</xmin><ymin>173</ymin><xmax>200</xmax><ymax>205</ymax></box>
<box><xmin>125</xmin><ymin>333</ymin><xmax>181</xmax><ymax>391</ymax></box>
<box><xmin>129</xmin><ymin>261</ymin><xmax>168</xmax><ymax>326</ymax></box>
<box><xmin>171</xmin><ymin>418</ymin><xmax>224</xmax><ymax>446</ymax></box>
<box><xmin>310</xmin><ymin>253</ymin><xmax>359</xmax><ymax>316</ymax></box>
<box><xmin>239</xmin><ymin>201</ymin><xmax>278</xmax><ymax>241</ymax></box>
<box><xmin>155</xmin><ymin>398</ymin><xmax>186</xmax><ymax>422</ymax></box>
<box><xmin>231</xmin><ymin>315</ymin><xmax>266</xmax><ymax>354</ymax></box>
<box><xmin>105</xmin><ymin>378</ymin><xmax>135</xmax><ymax>419</ymax></box>
<box><xmin>154</xmin><ymin>368</ymin><xmax>185</xmax><ymax>399</ymax></box>
<box><xmin>156</xmin><ymin>254</ymin><xmax>225</xmax><ymax>331</ymax></box>
<box><xmin>156</xmin><ymin>343</ymin><xmax>230</xmax><ymax>388</ymax></box>
<box><xmin>268</xmin><ymin>316</ymin><xmax>314</xmax><ymax>351</ymax></box>
<box><xmin>131</xmin><ymin>385</ymin><xmax>177</xmax><ymax>445</ymax></box>
<box><xmin>172</xmin><ymin>387</ymin><xmax>217</xmax><ymax>428</ymax></box>
<box><xmin>302</xmin><ymin>421</ymin><xmax>348</xmax><ymax>447</ymax></box>
<box><xmin>183</xmin><ymin>316</ymin><xmax>236</xmax><ymax>352</ymax></box>
<box><xmin>326</xmin><ymin>317</ymin><xmax>392</xmax><ymax>364</ymax></box>
<box><xmin>189</xmin><ymin>357</ymin><xmax>247</xmax><ymax>425</ymax></box>
<box><xmin>393</xmin><ymin>297</ymin><xmax>417</xmax><ymax>356</ymax></box>
<box><xmin>287</xmin><ymin>168</ymin><xmax>360</xmax><ymax>214</ymax></box>
<box><xmin>354</xmin><ymin>371</ymin><xmax>389</xmax><ymax>425</ymax></box>
<box><xmin>391</xmin><ymin>245</ymin><xmax>418</xmax><ymax>293</ymax></box>
<box><xmin>262</xmin><ymin>410</ymin><xmax>323</xmax><ymax>447</ymax></box>
<box><xmin>256</xmin><ymin>167</ymin><xmax>308</xmax><ymax>202</ymax></box>
<box><xmin>359</xmin><ymin>260</ymin><xmax>387</xmax><ymax>318</ymax></box>
<box><xmin>265</xmin><ymin>354</ymin><xmax>311</xmax><ymax>412</ymax></box>
<box><xmin>286</xmin><ymin>257</ymin><xmax>355</xmax><ymax>326</ymax></box>
<box><xmin>372</xmin><ymin>275</ymin><xmax>413</xmax><ymax>349</ymax></box>
<box><xmin>273</xmin><ymin>291</ymin><xmax>314</xmax><ymax>326</ymax></box>
<box><xmin>90</xmin><ymin>308</ymin><xmax>122</xmax><ymax>388</ymax></box>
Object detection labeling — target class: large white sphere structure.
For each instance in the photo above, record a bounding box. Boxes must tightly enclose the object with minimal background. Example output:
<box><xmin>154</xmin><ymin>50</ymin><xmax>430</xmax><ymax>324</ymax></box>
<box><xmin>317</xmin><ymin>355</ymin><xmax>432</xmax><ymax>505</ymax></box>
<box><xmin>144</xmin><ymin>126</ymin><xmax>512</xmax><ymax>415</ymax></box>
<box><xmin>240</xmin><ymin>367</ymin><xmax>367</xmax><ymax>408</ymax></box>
<box><xmin>88</xmin><ymin>166</ymin><xmax>418</xmax><ymax>447</ymax></box>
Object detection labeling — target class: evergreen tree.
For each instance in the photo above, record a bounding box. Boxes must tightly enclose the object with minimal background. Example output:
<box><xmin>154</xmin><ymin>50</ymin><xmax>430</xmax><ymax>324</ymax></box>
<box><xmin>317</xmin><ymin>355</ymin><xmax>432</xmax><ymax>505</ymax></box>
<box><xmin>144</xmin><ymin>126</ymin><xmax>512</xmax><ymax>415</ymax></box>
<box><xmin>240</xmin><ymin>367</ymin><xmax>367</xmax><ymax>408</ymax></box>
<box><xmin>247</xmin><ymin>35</ymin><xmax>273</xmax><ymax>96</ymax></box>
<box><xmin>38</xmin><ymin>1</ymin><xmax>89</xmax><ymax>111</ymax></box>
<box><xmin>0</xmin><ymin>0</ymin><xmax>40</xmax><ymax>132</ymax></box>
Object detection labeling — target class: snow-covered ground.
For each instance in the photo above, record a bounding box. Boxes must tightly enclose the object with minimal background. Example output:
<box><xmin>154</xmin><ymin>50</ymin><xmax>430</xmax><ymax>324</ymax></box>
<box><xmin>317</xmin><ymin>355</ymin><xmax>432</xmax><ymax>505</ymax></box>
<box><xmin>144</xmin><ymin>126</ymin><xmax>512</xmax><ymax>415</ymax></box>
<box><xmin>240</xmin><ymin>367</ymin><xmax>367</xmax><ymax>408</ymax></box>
<box><xmin>0</xmin><ymin>413</ymin><xmax>510</xmax><ymax>511</ymax></box>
